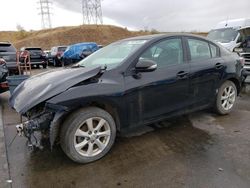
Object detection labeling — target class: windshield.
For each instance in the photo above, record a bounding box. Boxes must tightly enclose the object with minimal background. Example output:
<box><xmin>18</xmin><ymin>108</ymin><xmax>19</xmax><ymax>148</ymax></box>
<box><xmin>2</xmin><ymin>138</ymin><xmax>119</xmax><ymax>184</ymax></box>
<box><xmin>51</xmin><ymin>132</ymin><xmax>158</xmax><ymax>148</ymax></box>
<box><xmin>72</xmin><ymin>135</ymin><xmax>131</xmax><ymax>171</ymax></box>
<box><xmin>207</xmin><ymin>28</ymin><xmax>239</xmax><ymax>43</ymax></box>
<box><xmin>78</xmin><ymin>39</ymin><xmax>148</xmax><ymax>70</ymax></box>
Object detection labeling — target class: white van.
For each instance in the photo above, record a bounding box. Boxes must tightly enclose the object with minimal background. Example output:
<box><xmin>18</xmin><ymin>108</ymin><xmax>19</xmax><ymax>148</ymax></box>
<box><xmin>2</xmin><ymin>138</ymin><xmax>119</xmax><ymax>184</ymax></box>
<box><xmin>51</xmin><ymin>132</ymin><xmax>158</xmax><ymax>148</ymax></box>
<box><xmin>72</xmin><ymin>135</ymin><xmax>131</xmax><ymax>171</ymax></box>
<box><xmin>207</xmin><ymin>18</ymin><xmax>250</xmax><ymax>70</ymax></box>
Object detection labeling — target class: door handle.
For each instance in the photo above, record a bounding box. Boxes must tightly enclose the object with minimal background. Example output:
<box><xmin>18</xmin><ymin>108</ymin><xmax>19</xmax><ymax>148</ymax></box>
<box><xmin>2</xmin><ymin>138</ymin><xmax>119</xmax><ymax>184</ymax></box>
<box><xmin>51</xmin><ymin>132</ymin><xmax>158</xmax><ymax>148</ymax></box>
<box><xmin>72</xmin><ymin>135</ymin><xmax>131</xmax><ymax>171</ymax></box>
<box><xmin>215</xmin><ymin>63</ymin><xmax>224</xmax><ymax>70</ymax></box>
<box><xmin>176</xmin><ymin>71</ymin><xmax>189</xmax><ymax>79</ymax></box>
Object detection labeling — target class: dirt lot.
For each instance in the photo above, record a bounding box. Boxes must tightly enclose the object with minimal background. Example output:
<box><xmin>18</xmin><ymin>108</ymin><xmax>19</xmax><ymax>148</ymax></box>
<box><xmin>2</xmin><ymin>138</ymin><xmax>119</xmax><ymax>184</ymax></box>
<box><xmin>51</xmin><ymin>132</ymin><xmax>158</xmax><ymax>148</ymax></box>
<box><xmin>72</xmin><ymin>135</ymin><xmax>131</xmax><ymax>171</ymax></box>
<box><xmin>0</xmin><ymin>67</ymin><xmax>250</xmax><ymax>188</ymax></box>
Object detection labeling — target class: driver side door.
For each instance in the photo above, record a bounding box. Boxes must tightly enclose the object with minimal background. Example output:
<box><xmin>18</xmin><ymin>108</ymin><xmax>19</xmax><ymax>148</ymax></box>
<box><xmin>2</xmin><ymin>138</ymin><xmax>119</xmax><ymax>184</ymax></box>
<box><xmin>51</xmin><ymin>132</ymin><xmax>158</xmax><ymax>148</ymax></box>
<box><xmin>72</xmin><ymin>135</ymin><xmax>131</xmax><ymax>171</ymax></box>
<box><xmin>124</xmin><ymin>37</ymin><xmax>190</xmax><ymax>126</ymax></box>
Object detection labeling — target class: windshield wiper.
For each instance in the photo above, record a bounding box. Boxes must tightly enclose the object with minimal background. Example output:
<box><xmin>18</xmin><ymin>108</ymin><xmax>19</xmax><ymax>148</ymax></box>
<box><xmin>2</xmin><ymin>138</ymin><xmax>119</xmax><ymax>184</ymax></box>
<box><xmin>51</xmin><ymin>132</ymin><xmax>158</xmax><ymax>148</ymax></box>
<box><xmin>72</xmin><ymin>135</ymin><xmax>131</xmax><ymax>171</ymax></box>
<box><xmin>71</xmin><ymin>64</ymin><xmax>85</xmax><ymax>68</ymax></box>
<box><xmin>101</xmin><ymin>64</ymin><xmax>107</xmax><ymax>70</ymax></box>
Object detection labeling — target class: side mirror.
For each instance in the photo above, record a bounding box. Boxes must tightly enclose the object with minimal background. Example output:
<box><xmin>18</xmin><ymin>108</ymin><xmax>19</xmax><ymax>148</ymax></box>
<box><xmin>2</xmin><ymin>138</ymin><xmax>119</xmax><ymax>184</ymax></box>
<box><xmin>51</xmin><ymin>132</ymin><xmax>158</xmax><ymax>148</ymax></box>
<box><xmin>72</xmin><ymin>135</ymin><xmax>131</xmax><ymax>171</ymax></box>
<box><xmin>135</xmin><ymin>59</ymin><xmax>157</xmax><ymax>72</ymax></box>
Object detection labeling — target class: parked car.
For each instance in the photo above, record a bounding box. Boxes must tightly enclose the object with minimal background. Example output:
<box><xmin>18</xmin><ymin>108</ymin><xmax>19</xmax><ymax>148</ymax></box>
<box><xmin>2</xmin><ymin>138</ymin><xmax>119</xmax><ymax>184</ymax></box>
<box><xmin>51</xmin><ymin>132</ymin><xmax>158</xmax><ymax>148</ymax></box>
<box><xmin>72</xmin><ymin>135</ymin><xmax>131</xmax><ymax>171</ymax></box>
<box><xmin>62</xmin><ymin>42</ymin><xmax>98</xmax><ymax>65</ymax></box>
<box><xmin>0</xmin><ymin>58</ymin><xmax>9</xmax><ymax>93</ymax></box>
<box><xmin>20</xmin><ymin>47</ymin><xmax>47</xmax><ymax>68</ymax></box>
<box><xmin>10</xmin><ymin>34</ymin><xmax>244</xmax><ymax>164</ymax></box>
<box><xmin>98</xmin><ymin>45</ymin><xmax>104</xmax><ymax>49</ymax></box>
<box><xmin>207</xmin><ymin>18</ymin><xmax>250</xmax><ymax>73</ymax></box>
<box><xmin>50</xmin><ymin>46</ymin><xmax>67</xmax><ymax>66</ymax></box>
<box><xmin>0</xmin><ymin>42</ymin><xmax>18</xmax><ymax>73</ymax></box>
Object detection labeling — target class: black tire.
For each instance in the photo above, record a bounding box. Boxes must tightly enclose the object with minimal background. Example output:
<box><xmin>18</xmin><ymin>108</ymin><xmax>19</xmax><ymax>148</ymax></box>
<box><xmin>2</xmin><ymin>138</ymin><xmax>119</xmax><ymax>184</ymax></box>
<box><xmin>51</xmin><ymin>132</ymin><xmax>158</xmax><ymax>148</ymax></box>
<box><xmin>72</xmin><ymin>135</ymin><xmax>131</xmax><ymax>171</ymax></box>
<box><xmin>60</xmin><ymin>107</ymin><xmax>116</xmax><ymax>164</ymax></box>
<box><xmin>214</xmin><ymin>81</ymin><xmax>237</xmax><ymax>115</ymax></box>
<box><xmin>53</xmin><ymin>59</ymin><xmax>57</xmax><ymax>67</ymax></box>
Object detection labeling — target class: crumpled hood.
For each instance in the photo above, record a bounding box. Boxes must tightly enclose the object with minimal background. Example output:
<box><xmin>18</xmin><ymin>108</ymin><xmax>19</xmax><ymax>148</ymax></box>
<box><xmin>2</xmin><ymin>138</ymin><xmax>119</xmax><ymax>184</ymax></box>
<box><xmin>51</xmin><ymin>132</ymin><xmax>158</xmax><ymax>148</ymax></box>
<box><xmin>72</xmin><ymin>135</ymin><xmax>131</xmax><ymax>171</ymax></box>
<box><xmin>218</xmin><ymin>41</ymin><xmax>236</xmax><ymax>51</ymax></box>
<box><xmin>9</xmin><ymin>66</ymin><xmax>101</xmax><ymax>114</ymax></box>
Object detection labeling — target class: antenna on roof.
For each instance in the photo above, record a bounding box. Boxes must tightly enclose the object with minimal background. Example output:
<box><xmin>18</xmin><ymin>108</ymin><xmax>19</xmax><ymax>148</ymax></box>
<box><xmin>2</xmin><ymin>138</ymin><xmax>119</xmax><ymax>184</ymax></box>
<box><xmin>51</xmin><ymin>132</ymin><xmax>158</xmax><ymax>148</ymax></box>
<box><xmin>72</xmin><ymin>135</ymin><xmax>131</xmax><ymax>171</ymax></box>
<box><xmin>82</xmin><ymin>0</ymin><xmax>103</xmax><ymax>25</ymax></box>
<box><xmin>225</xmin><ymin>16</ymin><xmax>229</xmax><ymax>27</ymax></box>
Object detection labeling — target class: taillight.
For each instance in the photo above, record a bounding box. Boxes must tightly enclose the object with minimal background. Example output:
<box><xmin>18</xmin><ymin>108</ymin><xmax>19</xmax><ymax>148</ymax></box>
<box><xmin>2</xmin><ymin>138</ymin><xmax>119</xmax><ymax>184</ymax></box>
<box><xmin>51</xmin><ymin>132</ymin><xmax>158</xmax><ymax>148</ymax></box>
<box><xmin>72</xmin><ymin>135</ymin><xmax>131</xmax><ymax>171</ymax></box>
<box><xmin>0</xmin><ymin>82</ymin><xmax>8</xmax><ymax>88</ymax></box>
<box><xmin>0</xmin><ymin>58</ymin><xmax>6</xmax><ymax>65</ymax></box>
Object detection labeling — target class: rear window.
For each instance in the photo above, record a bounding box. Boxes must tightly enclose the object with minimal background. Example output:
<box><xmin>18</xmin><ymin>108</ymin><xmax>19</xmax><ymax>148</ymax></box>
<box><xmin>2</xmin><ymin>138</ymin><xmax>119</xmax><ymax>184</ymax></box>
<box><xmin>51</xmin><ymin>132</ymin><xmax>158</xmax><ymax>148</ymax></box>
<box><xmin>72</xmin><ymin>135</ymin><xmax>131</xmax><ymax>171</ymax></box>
<box><xmin>0</xmin><ymin>43</ymin><xmax>16</xmax><ymax>52</ymax></box>
<box><xmin>58</xmin><ymin>47</ymin><xmax>67</xmax><ymax>52</ymax></box>
<box><xmin>26</xmin><ymin>48</ymin><xmax>42</xmax><ymax>50</ymax></box>
<box><xmin>26</xmin><ymin>48</ymin><xmax>42</xmax><ymax>52</ymax></box>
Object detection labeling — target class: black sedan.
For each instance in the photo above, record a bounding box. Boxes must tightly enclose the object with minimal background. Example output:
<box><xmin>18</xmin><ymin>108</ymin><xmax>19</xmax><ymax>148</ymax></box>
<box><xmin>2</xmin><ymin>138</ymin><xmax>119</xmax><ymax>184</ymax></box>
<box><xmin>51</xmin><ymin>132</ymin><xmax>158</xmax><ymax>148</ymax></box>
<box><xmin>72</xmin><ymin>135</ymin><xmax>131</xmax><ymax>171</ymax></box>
<box><xmin>20</xmin><ymin>47</ymin><xmax>47</xmax><ymax>68</ymax></box>
<box><xmin>0</xmin><ymin>58</ymin><xmax>9</xmax><ymax>93</ymax></box>
<box><xmin>10</xmin><ymin>34</ymin><xmax>244</xmax><ymax>164</ymax></box>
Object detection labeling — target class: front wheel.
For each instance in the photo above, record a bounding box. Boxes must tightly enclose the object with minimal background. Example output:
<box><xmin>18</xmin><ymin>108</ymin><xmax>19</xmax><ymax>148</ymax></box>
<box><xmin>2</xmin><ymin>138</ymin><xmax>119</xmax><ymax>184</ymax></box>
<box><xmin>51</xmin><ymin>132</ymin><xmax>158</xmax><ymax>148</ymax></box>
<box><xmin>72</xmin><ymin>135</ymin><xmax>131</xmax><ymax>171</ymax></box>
<box><xmin>60</xmin><ymin>107</ymin><xmax>116</xmax><ymax>164</ymax></box>
<box><xmin>214</xmin><ymin>81</ymin><xmax>237</xmax><ymax>115</ymax></box>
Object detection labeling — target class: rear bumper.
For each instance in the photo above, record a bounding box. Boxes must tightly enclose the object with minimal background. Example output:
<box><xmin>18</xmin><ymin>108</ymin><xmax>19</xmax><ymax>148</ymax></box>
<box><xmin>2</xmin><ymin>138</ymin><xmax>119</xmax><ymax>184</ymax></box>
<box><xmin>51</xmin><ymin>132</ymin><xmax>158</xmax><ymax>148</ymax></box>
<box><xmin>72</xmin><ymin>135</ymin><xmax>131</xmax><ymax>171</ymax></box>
<box><xmin>29</xmin><ymin>61</ymin><xmax>47</xmax><ymax>65</ymax></box>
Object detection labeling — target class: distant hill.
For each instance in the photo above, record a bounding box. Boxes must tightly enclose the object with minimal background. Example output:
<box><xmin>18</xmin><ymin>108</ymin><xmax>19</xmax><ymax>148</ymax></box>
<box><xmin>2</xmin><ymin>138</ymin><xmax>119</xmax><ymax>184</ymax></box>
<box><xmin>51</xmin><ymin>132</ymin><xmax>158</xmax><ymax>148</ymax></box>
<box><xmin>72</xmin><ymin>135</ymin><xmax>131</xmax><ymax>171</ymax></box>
<box><xmin>0</xmin><ymin>25</ymin><xmax>207</xmax><ymax>50</ymax></box>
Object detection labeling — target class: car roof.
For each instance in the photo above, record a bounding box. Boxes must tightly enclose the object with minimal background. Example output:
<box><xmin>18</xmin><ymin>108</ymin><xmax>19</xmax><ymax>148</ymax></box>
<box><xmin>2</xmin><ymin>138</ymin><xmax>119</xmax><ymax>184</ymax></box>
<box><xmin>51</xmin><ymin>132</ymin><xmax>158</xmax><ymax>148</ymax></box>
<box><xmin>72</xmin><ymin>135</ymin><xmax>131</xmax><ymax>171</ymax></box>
<box><xmin>71</xmin><ymin>42</ymin><xmax>97</xmax><ymax>46</ymax></box>
<box><xmin>0</xmin><ymin>41</ymin><xmax>11</xmax><ymax>44</ymax></box>
<box><xmin>121</xmin><ymin>33</ymin><xmax>210</xmax><ymax>42</ymax></box>
<box><xmin>52</xmin><ymin>46</ymin><xmax>67</xmax><ymax>48</ymax></box>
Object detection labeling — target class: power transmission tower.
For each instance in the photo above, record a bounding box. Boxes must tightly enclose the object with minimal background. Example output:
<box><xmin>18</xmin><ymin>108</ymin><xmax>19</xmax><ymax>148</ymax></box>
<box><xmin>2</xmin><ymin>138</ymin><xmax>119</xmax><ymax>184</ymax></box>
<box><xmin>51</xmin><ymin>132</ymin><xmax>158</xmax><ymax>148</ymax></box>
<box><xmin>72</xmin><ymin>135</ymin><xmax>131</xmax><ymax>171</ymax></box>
<box><xmin>82</xmin><ymin>0</ymin><xmax>103</xmax><ymax>25</ymax></box>
<box><xmin>38</xmin><ymin>0</ymin><xmax>52</xmax><ymax>29</ymax></box>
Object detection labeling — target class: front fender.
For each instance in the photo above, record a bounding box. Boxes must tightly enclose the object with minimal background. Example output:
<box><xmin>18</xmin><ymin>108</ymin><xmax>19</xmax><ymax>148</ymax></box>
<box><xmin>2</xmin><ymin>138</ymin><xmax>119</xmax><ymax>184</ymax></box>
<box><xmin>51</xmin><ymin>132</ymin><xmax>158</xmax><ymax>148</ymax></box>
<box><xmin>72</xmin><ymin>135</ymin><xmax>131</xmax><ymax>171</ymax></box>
<box><xmin>49</xmin><ymin>110</ymin><xmax>68</xmax><ymax>149</ymax></box>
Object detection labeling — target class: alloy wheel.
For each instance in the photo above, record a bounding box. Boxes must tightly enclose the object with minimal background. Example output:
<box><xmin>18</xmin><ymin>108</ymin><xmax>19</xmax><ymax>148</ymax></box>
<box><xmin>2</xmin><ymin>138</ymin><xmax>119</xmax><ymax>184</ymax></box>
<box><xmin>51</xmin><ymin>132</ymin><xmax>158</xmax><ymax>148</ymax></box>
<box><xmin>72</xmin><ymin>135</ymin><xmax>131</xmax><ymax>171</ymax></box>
<box><xmin>74</xmin><ymin>117</ymin><xmax>111</xmax><ymax>157</ymax></box>
<box><xmin>220</xmin><ymin>85</ymin><xmax>236</xmax><ymax>111</ymax></box>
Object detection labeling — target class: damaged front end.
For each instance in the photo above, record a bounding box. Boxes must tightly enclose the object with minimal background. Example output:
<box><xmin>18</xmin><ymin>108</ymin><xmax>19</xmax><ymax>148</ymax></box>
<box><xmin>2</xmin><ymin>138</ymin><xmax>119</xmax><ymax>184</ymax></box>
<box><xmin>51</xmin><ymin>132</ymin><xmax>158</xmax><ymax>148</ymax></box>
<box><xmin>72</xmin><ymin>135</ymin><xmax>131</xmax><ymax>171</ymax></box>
<box><xmin>16</xmin><ymin>112</ymin><xmax>53</xmax><ymax>149</ymax></box>
<box><xmin>9</xmin><ymin>66</ymin><xmax>103</xmax><ymax>150</ymax></box>
<box><xmin>16</xmin><ymin>103</ymin><xmax>68</xmax><ymax>150</ymax></box>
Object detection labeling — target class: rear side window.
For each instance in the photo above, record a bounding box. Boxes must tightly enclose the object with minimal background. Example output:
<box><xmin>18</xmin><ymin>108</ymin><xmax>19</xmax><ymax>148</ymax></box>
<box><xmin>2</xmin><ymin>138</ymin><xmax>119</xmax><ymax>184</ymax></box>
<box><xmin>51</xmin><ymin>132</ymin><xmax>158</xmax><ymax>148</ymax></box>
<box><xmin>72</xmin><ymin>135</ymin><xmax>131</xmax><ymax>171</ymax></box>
<box><xmin>188</xmin><ymin>39</ymin><xmax>210</xmax><ymax>61</ymax></box>
<box><xmin>210</xmin><ymin>43</ymin><xmax>219</xmax><ymax>58</ymax></box>
<box><xmin>0</xmin><ymin>43</ymin><xmax>16</xmax><ymax>52</ymax></box>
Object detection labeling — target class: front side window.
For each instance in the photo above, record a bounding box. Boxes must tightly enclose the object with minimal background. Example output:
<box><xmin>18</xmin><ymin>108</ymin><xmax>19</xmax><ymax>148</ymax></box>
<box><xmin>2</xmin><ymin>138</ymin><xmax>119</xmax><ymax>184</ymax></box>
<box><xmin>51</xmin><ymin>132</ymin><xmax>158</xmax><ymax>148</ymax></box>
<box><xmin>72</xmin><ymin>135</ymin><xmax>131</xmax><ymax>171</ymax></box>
<box><xmin>188</xmin><ymin>39</ymin><xmax>211</xmax><ymax>61</ymax></box>
<box><xmin>139</xmin><ymin>38</ymin><xmax>184</xmax><ymax>68</ymax></box>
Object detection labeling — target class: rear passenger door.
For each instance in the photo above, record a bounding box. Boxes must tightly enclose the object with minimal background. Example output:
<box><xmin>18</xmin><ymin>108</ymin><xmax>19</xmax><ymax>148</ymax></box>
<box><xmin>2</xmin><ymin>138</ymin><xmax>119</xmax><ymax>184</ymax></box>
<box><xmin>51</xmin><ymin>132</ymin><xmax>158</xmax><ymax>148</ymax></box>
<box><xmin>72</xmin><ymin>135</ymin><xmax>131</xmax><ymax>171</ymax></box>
<box><xmin>185</xmin><ymin>37</ymin><xmax>224</xmax><ymax>106</ymax></box>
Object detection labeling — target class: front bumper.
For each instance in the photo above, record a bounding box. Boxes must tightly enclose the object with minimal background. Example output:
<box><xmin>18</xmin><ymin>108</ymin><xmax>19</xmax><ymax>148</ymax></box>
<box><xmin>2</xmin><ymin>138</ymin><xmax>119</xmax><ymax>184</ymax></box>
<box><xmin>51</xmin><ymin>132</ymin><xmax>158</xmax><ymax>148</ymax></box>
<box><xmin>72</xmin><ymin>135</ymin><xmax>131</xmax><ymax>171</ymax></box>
<box><xmin>16</xmin><ymin>112</ymin><xmax>53</xmax><ymax>148</ymax></box>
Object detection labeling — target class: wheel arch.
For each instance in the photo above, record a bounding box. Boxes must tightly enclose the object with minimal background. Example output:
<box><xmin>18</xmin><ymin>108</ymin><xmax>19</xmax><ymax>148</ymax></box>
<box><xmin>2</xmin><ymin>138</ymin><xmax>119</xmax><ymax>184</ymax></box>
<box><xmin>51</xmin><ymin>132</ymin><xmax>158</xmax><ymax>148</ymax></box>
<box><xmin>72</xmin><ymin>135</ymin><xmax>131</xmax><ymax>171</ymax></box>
<box><xmin>50</xmin><ymin>100</ymin><xmax>121</xmax><ymax>148</ymax></box>
<box><xmin>227</xmin><ymin>77</ymin><xmax>241</xmax><ymax>95</ymax></box>
<box><xmin>85</xmin><ymin>101</ymin><xmax>122</xmax><ymax>132</ymax></box>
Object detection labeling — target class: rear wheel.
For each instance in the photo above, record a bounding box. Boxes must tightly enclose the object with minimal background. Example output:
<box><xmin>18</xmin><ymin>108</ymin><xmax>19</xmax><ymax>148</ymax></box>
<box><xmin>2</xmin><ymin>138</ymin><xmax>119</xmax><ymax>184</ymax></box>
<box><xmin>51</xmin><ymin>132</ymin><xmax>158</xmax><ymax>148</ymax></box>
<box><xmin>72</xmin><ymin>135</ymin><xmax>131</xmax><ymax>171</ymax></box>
<box><xmin>214</xmin><ymin>81</ymin><xmax>237</xmax><ymax>115</ymax></box>
<box><xmin>60</xmin><ymin>107</ymin><xmax>116</xmax><ymax>163</ymax></box>
<box><xmin>53</xmin><ymin>59</ymin><xmax>57</xmax><ymax>67</ymax></box>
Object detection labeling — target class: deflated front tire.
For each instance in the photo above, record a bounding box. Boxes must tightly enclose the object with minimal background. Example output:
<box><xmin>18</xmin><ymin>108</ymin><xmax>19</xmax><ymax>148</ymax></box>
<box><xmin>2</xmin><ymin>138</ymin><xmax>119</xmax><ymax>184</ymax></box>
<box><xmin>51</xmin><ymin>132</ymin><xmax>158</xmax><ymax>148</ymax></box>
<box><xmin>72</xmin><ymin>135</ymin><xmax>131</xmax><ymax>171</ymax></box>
<box><xmin>60</xmin><ymin>107</ymin><xmax>116</xmax><ymax>164</ymax></box>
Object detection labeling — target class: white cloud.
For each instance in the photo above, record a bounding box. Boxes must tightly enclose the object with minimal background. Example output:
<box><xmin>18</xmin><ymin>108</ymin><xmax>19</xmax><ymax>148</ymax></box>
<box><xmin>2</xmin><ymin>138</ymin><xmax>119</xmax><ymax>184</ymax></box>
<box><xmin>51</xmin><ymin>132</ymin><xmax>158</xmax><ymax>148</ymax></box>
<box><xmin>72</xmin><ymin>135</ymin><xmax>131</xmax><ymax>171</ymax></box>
<box><xmin>0</xmin><ymin>0</ymin><xmax>250</xmax><ymax>31</ymax></box>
